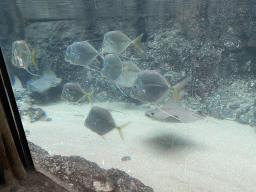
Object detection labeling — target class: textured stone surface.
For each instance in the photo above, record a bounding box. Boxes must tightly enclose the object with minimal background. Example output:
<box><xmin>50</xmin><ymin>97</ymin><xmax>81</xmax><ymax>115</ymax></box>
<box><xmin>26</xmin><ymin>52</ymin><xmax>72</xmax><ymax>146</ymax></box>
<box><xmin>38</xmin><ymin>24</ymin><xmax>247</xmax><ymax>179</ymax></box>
<box><xmin>28</xmin><ymin>141</ymin><xmax>154</xmax><ymax>192</ymax></box>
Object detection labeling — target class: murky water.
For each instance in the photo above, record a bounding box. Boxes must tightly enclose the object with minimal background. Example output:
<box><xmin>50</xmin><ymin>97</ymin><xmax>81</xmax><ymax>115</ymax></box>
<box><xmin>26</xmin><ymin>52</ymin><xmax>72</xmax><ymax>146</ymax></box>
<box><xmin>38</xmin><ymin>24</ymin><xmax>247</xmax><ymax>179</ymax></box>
<box><xmin>1</xmin><ymin>0</ymin><xmax>256</xmax><ymax>191</ymax></box>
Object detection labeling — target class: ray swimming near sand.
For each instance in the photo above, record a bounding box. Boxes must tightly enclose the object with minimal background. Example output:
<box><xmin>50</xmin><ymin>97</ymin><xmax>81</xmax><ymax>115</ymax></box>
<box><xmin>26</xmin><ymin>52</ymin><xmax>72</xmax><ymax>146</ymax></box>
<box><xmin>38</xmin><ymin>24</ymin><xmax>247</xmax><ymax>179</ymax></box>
<box><xmin>26</xmin><ymin>65</ymin><xmax>62</xmax><ymax>93</ymax></box>
<box><xmin>145</xmin><ymin>96</ymin><xmax>205</xmax><ymax>123</ymax></box>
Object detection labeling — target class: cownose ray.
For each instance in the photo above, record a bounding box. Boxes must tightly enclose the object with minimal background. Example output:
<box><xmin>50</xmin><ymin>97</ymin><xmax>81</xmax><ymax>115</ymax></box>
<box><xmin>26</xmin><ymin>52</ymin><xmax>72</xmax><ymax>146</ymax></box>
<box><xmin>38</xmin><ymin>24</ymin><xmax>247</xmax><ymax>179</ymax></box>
<box><xmin>27</xmin><ymin>65</ymin><xmax>62</xmax><ymax>93</ymax></box>
<box><xmin>145</xmin><ymin>94</ymin><xmax>205</xmax><ymax>123</ymax></box>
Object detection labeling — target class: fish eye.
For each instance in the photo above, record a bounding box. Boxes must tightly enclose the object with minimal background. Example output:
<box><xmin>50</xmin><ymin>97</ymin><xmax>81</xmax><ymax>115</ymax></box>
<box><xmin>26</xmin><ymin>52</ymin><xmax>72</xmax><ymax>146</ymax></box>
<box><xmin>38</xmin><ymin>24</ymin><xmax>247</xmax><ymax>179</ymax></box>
<box><xmin>133</xmin><ymin>85</ymin><xmax>137</xmax><ymax>88</ymax></box>
<box><xmin>150</xmin><ymin>112</ymin><xmax>154</xmax><ymax>116</ymax></box>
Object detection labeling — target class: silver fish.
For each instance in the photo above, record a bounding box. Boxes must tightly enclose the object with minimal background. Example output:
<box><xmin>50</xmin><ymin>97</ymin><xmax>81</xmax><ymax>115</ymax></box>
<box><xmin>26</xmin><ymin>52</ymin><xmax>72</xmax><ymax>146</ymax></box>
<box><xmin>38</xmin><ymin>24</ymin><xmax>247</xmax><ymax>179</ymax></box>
<box><xmin>145</xmin><ymin>97</ymin><xmax>205</xmax><ymax>123</ymax></box>
<box><xmin>130</xmin><ymin>70</ymin><xmax>170</xmax><ymax>103</ymax></box>
<box><xmin>27</xmin><ymin>65</ymin><xmax>62</xmax><ymax>93</ymax></box>
<box><xmin>61</xmin><ymin>83</ymin><xmax>94</xmax><ymax>104</ymax></box>
<box><xmin>84</xmin><ymin>106</ymin><xmax>131</xmax><ymax>140</ymax></box>
<box><xmin>131</xmin><ymin>70</ymin><xmax>191</xmax><ymax>104</ymax></box>
<box><xmin>102</xmin><ymin>31</ymin><xmax>142</xmax><ymax>54</ymax></box>
<box><xmin>12</xmin><ymin>40</ymin><xmax>38</xmax><ymax>76</ymax></box>
<box><xmin>101</xmin><ymin>54</ymin><xmax>123</xmax><ymax>81</ymax></box>
<box><xmin>65</xmin><ymin>41</ymin><xmax>103</xmax><ymax>66</ymax></box>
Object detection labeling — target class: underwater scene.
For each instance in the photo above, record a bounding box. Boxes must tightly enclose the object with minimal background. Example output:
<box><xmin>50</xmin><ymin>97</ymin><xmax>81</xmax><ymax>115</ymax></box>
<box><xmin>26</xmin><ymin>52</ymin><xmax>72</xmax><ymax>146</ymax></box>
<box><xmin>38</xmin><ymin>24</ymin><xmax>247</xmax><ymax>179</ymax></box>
<box><xmin>1</xmin><ymin>0</ymin><xmax>256</xmax><ymax>191</ymax></box>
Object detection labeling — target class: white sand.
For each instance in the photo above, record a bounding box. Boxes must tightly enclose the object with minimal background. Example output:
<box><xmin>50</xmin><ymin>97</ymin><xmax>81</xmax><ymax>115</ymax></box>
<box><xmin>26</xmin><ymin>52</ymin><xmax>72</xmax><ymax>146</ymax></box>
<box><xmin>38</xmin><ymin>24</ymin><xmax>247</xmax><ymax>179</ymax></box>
<box><xmin>22</xmin><ymin>102</ymin><xmax>256</xmax><ymax>192</ymax></box>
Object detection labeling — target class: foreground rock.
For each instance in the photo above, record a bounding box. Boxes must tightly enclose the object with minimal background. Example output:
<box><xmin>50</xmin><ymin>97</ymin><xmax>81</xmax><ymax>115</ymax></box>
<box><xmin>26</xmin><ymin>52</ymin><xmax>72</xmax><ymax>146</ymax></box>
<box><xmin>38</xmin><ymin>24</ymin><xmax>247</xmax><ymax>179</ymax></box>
<box><xmin>28</xmin><ymin>141</ymin><xmax>154</xmax><ymax>192</ymax></box>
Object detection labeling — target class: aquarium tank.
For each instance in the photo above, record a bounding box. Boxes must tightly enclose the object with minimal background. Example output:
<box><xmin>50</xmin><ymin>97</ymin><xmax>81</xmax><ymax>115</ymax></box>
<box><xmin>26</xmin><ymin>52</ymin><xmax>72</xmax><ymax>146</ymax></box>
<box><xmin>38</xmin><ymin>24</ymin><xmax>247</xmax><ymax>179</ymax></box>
<box><xmin>0</xmin><ymin>0</ymin><xmax>256</xmax><ymax>191</ymax></box>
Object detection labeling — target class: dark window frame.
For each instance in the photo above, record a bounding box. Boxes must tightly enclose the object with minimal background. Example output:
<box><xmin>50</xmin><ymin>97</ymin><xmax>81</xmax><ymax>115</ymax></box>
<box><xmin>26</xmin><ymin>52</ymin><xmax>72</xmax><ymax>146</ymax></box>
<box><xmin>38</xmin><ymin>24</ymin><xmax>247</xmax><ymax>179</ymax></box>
<box><xmin>0</xmin><ymin>48</ymin><xmax>35</xmax><ymax>171</ymax></box>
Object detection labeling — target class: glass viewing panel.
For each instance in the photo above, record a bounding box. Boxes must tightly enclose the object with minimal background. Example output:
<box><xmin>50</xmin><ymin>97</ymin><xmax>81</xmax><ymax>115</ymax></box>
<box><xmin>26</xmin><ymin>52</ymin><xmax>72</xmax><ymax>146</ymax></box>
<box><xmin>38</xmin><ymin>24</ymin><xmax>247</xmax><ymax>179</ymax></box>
<box><xmin>1</xmin><ymin>0</ymin><xmax>256</xmax><ymax>191</ymax></box>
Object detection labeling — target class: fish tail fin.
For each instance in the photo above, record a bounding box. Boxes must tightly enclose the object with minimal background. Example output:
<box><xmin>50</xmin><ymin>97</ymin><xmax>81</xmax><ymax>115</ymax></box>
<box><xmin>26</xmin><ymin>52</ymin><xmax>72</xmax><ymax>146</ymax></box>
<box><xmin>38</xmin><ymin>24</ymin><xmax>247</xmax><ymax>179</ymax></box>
<box><xmin>123</xmin><ymin>65</ymin><xmax>130</xmax><ymax>82</ymax></box>
<box><xmin>74</xmin><ymin>90</ymin><xmax>94</xmax><ymax>105</ymax></box>
<box><xmin>117</xmin><ymin>122</ymin><xmax>131</xmax><ymax>140</ymax></box>
<box><xmin>86</xmin><ymin>90</ymin><xmax>94</xmax><ymax>105</ymax></box>
<box><xmin>171</xmin><ymin>77</ymin><xmax>191</xmax><ymax>105</ymax></box>
<box><xmin>30</xmin><ymin>47</ymin><xmax>38</xmax><ymax>70</ymax></box>
<box><xmin>132</xmin><ymin>34</ymin><xmax>143</xmax><ymax>51</ymax></box>
<box><xmin>173</xmin><ymin>77</ymin><xmax>191</xmax><ymax>91</ymax></box>
<box><xmin>171</xmin><ymin>87</ymin><xmax>182</xmax><ymax>106</ymax></box>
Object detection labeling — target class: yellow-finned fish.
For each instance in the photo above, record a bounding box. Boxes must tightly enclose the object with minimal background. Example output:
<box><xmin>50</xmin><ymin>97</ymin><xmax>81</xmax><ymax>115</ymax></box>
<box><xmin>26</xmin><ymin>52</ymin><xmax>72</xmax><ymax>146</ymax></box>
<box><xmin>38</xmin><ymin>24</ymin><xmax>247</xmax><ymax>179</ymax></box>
<box><xmin>61</xmin><ymin>83</ymin><xmax>94</xmax><ymax>105</ymax></box>
<box><xmin>84</xmin><ymin>106</ymin><xmax>131</xmax><ymax>140</ymax></box>
<box><xmin>65</xmin><ymin>41</ymin><xmax>104</xmax><ymax>66</ymax></box>
<box><xmin>102</xmin><ymin>31</ymin><xmax>143</xmax><ymax>54</ymax></box>
<box><xmin>12</xmin><ymin>40</ymin><xmax>38</xmax><ymax>76</ymax></box>
<box><xmin>130</xmin><ymin>70</ymin><xmax>191</xmax><ymax>105</ymax></box>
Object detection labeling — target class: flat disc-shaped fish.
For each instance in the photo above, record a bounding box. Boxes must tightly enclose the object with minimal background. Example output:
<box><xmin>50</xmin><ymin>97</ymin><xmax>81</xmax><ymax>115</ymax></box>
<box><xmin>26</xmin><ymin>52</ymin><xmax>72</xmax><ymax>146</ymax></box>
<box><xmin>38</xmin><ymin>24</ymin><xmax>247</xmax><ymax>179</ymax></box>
<box><xmin>12</xmin><ymin>40</ymin><xmax>31</xmax><ymax>69</ymax></box>
<box><xmin>101</xmin><ymin>54</ymin><xmax>123</xmax><ymax>80</ymax></box>
<box><xmin>61</xmin><ymin>83</ymin><xmax>94</xmax><ymax>104</ymax></box>
<box><xmin>130</xmin><ymin>70</ymin><xmax>170</xmax><ymax>103</ymax></box>
<box><xmin>102</xmin><ymin>31</ymin><xmax>142</xmax><ymax>54</ymax></box>
<box><xmin>85</xmin><ymin>106</ymin><xmax>117</xmax><ymax>136</ymax></box>
<box><xmin>145</xmin><ymin>97</ymin><xmax>205</xmax><ymax>123</ymax></box>
<box><xmin>85</xmin><ymin>106</ymin><xmax>131</xmax><ymax>139</ymax></box>
<box><xmin>12</xmin><ymin>40</ymin><xmax>39</xmax><ymax>77</ymax></box>
<box><xmin>27</xmin><ymin>65</ymin><xmax>62</xmax><ymax>93</ymax></box>
<box><xmin>61</xmin><ymin>83</ymin><xmax>86</xmax><ymax>102</ymax></box>
<box><xmin>65</xmin><ymin>41</ymin><xmax>99</xmax><ymax>66</ymax></box>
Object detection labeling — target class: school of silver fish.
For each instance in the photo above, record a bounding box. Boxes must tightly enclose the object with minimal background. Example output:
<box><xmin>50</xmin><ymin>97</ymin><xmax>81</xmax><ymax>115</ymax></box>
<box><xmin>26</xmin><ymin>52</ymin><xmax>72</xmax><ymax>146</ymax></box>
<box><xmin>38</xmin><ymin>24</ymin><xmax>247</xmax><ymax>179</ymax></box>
<box><xmin>11</xmin><ymin>30</ymin><xmax>205</xmax><ymax>140</ymax></box>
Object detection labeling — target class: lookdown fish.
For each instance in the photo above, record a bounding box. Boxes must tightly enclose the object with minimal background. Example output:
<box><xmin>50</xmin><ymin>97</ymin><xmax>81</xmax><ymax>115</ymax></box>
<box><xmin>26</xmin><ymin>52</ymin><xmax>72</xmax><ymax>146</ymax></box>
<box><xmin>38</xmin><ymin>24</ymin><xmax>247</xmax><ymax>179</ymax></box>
<box><xmin>65</xmin><ymin>41</ymin><xmax>104</xmax><ymax>68</ymax></box>
<box><xmin>130</xmin><ymin>70</ymin><xmax>191</xmax><ymax>104</ymax></box>
<box><xmin>61</xmin><ymin>83</ymin><xmax>94</xmax><ymax>105</ymax></box>
<box><xmin>12</xmin><ymin>40</ymin><xmax>38</xmax><ymax>76</ymax></box>
<box><xmin>109</xmin><ymin>60</ymin><xmax>141</xmax><ymax>88</ymax></box>
<box><xmin>145</xmin><ymin>96</ymin><xmax>205</xmax><ymax>123</ymax></box>
<box><xmin>101</xmin><ymin>54</ymin><xmax>128</xmax><ymax>95</ymax></box>
<box><xmin>102</xmin><ymin>31</ymin><xmax>143</xmax><ymax>54</ymax></box>
<box><xmin>84</xmin><ymin>106</ymin><xmax>131</xmax><ymax>140</ymax></box>
<box><xmin>101</xmin><ymin>54</ymin><xmax>123</xmax><ymax>81</ymax></box>
<box><xmin>27</xmin><ymin>65</ymin><xmax>62</xmax><ymax>93</ymax></box>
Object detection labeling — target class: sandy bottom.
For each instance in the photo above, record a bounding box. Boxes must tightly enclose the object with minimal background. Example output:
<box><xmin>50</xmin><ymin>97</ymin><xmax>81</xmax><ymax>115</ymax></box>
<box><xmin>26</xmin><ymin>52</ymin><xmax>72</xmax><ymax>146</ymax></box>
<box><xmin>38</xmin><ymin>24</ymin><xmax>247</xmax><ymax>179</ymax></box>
<box><xmin>22</xmin><ymin>102</ymin><xmax>256</xmax><ymax>192</ymax></box>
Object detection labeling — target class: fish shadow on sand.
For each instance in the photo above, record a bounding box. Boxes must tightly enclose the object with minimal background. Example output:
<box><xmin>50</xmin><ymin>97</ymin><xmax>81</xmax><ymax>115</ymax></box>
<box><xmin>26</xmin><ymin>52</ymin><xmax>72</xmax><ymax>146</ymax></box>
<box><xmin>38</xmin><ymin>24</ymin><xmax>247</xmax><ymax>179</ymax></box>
<box><xmin>142</xmin><ymin>133</ymin><xmax>203</xmax><ymax>155</ymax></box>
